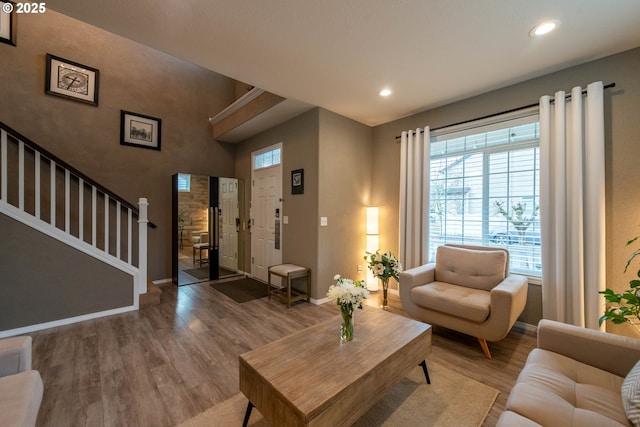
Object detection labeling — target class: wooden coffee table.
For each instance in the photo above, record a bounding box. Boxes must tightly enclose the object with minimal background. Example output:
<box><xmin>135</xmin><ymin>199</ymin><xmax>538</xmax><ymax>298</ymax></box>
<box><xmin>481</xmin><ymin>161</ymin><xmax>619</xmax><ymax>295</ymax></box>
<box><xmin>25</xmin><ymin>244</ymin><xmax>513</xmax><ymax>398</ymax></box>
<box><xmin>239</xmin><ymin>308</ymin><xmax>432</xmax><ymax>427</ymax></box>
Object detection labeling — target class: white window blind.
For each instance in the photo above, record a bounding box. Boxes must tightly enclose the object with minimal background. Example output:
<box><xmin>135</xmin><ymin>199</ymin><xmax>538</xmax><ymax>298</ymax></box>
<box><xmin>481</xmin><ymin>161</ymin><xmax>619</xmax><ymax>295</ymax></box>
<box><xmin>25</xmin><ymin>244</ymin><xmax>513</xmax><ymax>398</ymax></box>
<box><xmin>429</xmin><ymin>111</ymin><xmax>541</xmax><ymax>277</ymax></box>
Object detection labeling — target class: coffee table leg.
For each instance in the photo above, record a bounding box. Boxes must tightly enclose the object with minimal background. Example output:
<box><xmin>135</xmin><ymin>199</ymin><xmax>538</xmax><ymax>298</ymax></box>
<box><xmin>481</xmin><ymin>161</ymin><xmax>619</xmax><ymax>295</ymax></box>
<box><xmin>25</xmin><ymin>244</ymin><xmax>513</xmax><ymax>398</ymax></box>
<box><xmin>242</xmin><ymin>401</ymin><xmax>253</xmax><ymax>427</ymax></box>
<box><xmin>419</xmin><ymin>360</ymin><xmax>431</xmax><ymax>384</ymax></box>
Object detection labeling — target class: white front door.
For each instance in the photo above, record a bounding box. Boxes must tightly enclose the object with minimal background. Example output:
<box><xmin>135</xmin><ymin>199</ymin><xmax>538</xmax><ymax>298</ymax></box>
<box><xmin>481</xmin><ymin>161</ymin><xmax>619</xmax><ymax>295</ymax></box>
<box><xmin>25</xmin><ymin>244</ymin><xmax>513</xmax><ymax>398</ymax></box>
<box><xmin>251</xmin><ymin>144</ymin><xmax>282</xmax><ymax>283</ymax></box>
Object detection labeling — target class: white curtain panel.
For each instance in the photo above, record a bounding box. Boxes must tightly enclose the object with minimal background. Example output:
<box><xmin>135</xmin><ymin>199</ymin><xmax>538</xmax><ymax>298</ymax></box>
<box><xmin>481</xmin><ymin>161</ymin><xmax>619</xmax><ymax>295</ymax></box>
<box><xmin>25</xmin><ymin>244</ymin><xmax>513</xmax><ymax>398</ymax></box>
<box><xmin>399</xmin><ymin>127</ymin><xmax>430</xmax><ymax>270</ymax></box>
<box><xmin>540</xmin><ymin>81</ymin><xmax>606</xmax><ymax>330</ymax></box>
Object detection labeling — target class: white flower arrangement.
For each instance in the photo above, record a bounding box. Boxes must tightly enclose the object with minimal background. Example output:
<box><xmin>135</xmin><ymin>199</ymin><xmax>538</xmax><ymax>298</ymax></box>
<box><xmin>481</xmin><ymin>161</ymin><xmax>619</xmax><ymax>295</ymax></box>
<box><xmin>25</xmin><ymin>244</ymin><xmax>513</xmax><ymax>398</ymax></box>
<box><xmin>364</xmin><ymin>250</ymin><xmax>402</xmax><ymax>281</ymax></box>
<box><xmin>327</xmin><ymin>274</ymin><xmax>369</xmax><ymax>311</ymax></box>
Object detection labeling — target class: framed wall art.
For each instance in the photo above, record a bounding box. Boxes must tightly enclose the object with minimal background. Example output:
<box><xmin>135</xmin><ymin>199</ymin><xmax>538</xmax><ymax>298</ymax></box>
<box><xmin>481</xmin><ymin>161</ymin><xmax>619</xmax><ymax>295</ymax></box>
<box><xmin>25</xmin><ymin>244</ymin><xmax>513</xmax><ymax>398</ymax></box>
<box><xmin>0</xmin><ymin>1</ymin><xmax>16</xmax><ymax>46</ymax></box>
<box><xmin>291</xmin><ymin>169</ymin><xmax>304</xmax><ymax>195</ymax></box>
<box><xmin>45</xmin><ymin>53</ymin><xmax>99</xmax><ymax>106</ymax></box>
<box><xmin>120</xmin><ymin>110</ymin><xmax>162</xmax><ymax>151</ymax></box>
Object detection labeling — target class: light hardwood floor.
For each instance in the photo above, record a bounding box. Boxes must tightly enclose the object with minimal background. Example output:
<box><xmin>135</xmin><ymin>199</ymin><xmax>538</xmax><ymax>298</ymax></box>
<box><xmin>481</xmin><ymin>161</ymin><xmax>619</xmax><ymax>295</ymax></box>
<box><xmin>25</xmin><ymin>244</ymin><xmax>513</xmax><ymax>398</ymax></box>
<box><xmin>31</xmin><ymin>282</ymin><xmax>536</xmax><ymax>427</ymax></box>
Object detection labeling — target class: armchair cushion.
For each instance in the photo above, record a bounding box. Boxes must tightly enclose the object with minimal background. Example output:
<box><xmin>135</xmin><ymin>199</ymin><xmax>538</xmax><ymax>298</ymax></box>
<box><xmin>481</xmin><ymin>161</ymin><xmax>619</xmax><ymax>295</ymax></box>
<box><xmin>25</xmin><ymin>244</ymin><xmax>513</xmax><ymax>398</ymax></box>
<box><xmin>411</xmin><ymin>281</ymin><xmax>491</xmax><ymax>322</ymax></box>
<box><xmin>435</xmin><ymin>245</ymin><xmax>507</xmax><ymax>291</ymax></box>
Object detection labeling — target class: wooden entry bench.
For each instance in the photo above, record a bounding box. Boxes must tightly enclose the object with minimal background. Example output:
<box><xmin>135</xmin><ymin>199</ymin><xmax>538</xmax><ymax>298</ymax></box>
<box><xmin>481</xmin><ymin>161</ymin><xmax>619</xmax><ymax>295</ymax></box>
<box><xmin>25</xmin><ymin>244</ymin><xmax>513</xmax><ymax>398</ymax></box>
<box><xmin>267</xmin><ymin>264</ymin><xmax>310</xmax><ymax>308</ymax></box>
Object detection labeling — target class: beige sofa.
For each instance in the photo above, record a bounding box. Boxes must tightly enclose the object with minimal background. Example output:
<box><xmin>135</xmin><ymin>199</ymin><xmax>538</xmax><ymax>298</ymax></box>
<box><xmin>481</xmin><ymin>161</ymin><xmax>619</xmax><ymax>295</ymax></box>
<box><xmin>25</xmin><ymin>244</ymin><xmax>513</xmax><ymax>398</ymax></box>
<box><xmin>399</xmin><ymin>244</ymin><xmax>528</xmax><ymax>358</ymax></box>
<box><xmin>498</xmin><ymin>319</ymin><xmax>640</xmax><ymax>426</ymax></box>
<box><xmin>0</xmin><ymin>336</ymin><xmax>43</xmax><ymax>427</ymax></box>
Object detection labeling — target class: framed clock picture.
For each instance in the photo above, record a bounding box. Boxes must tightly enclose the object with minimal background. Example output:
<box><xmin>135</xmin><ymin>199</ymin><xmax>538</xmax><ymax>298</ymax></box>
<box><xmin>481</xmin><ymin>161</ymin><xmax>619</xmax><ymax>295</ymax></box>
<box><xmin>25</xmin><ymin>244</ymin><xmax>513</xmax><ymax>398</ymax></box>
<box><xmin>45</xmin><ymin>54</ymin><xmax>99</xmax><ymax>106</ymax></box>
<box><xmin>0</xmin><ymin>1</ymin><xmax>17</xmax><ymax>46</ymax></box>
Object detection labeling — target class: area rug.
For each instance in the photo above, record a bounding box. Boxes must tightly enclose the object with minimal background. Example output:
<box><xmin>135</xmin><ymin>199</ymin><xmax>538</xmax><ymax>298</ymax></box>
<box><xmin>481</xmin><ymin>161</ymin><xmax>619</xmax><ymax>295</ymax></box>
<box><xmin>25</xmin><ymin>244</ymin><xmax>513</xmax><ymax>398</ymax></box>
<box><xmin>182</xmin><ymin>267</ymin><xmax>209</xmax><ymax>280</ymax></box>
<box><xmin>210</xmin><ymin>278</ymin><xmax>267</xmax><ymax>303</ymax></box>
<box><xmin>177</xmin><ymin>362</ymin><xmax>498</xmax><ymax>427</ymax></box>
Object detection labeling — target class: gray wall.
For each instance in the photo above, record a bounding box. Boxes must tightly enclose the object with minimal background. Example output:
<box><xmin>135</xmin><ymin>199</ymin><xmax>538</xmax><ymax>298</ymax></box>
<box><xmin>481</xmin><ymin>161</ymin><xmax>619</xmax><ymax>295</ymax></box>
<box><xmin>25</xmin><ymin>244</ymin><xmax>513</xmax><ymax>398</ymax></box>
<box><xmin>372</xmin><ymin>47</ymin><xmax>640</xmax><ymax>327</ymax></box>
<box><xmin>0</xmin><ymin>214</ymin><xmax>133</xmax><ymax>330</ymax></box>
<box><xmin>0</xmin><ymin>10</ymin><xmax>237</xmax><ymax>281</ymax></box>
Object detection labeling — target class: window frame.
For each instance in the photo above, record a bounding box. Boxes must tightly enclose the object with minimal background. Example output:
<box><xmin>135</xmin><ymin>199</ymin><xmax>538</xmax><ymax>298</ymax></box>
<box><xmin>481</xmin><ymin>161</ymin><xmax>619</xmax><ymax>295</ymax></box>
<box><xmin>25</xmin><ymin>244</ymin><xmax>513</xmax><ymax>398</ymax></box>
<box><xmin>428</xmin><ymin>109</ymin><xmax>541</xmax><ymax>277</ymax></box>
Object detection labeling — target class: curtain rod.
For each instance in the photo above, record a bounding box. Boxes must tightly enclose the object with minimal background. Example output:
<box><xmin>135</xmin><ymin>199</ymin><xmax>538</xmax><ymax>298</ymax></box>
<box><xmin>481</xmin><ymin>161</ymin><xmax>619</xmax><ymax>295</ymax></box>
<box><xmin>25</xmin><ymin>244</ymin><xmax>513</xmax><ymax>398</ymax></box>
<box><xmin>394</xmin><ymin>82</ymin><xmax>616</xmax><ymax>140</ymax></box>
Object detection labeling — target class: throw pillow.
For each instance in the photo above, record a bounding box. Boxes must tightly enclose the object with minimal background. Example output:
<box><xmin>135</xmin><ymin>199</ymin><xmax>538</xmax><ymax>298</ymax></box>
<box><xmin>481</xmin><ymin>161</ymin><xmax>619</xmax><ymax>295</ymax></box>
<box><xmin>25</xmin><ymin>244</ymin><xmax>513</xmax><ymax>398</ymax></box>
<box><xmin>622</xmin><ymin>360</ymin><xmax>640</xmax><ymax>427</ymax></box>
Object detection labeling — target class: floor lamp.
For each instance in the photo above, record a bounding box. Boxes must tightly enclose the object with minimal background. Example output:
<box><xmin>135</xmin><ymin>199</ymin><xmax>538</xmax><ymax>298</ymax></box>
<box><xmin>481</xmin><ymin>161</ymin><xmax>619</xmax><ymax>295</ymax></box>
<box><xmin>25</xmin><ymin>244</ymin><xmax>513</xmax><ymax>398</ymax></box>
<box><xmin>366</xmin><ymin>207</ymin><xmax>379</xmax><ymax>291</ymax></box>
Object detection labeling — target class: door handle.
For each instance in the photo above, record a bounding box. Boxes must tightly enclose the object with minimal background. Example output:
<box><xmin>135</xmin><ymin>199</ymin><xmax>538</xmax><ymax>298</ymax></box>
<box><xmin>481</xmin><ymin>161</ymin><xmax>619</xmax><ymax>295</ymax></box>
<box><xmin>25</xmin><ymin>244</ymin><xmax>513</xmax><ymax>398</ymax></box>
<box><xmin>208</xmin><ymin>208</ymin><xmax>214</xmax><ymax>250</ymax></box>
<box><xmin>210</xmin><ymin>207</ymin><xmax>220</xmax><ymax>251</ymax></box>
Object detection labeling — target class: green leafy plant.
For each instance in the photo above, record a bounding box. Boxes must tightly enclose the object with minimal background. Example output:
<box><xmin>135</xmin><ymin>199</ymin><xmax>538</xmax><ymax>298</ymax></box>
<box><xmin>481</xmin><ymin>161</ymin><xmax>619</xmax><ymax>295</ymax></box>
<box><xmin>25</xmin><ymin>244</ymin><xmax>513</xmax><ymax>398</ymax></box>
<box><xmin>177</xmin><ymin>211</ymin><xmax>187</xmax><ymax>233</ymax></box>
<box><xmin>599</xmin><ymin>234</ymin><xmax>640</xmax><ymax>325</ymax></box>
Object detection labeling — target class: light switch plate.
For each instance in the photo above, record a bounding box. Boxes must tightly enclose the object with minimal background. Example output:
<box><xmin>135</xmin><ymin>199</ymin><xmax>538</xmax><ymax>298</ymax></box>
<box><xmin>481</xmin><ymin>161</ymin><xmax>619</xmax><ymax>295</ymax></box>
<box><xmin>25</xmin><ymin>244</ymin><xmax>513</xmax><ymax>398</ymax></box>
<box><xmin>283</xmin><ymin>216</ymin><xmax>289</xmax><ymax>224</ymax></box>
<box><xmin>320</xmin><ymin>216</ymin><xmax>328</xmax><ymax>226</ymax></box>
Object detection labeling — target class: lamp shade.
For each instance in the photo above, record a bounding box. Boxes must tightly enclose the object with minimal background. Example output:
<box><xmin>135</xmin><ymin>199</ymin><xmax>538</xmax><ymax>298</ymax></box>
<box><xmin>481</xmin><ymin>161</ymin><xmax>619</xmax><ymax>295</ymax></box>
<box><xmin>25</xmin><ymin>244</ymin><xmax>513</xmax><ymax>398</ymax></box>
<box><xmin>366</xmin><ymin>207</ymin><xmax>379</xmax><ymax>235</ymax></box>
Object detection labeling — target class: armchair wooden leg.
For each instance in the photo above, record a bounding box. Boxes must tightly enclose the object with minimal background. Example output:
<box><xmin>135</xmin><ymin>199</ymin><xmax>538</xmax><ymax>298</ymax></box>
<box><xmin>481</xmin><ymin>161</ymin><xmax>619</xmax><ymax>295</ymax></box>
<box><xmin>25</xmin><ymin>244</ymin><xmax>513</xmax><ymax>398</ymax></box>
<box><xmin>478</xmin><ymin>338</ymin><xmax>492</xmax><ymax>359</ymax></box>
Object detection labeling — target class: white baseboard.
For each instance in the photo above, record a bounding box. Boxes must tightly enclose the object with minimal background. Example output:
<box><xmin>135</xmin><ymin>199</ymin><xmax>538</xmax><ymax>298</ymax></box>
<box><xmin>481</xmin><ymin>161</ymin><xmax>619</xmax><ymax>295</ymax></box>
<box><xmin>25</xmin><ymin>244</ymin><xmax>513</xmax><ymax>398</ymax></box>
<box><xmin>0</xmin><ymin>304</ymin><xmax>138</xmax><ymax>339</ymax></box>
<box><xmin>311</xmin><ymin>296</ymin><xmax>330</xmax><ymax>305</ymax></box>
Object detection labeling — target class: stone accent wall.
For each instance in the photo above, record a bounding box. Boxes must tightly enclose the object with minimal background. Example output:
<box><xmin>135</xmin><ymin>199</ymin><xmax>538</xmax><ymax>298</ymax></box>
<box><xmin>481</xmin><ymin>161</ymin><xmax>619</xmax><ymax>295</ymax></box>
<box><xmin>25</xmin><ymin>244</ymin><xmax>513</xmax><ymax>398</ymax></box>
<box><xmin>178</xmin><ymin>175</ymin><xmax>209</xmax><ymax>247</ymax></box>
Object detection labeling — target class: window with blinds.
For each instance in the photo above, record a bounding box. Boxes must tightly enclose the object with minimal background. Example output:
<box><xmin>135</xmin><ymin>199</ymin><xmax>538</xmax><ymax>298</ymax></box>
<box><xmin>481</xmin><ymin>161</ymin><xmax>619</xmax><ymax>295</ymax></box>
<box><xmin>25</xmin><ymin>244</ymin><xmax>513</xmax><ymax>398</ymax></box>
<box><xmin>177</xmin><ymin>173</ymin><xmax>191</xmax><ymax>192</ymax></box>
<box><xmin>428</xmin><ymin>111</ymin><xmax>541</xmax><ymax>277</ymax></box>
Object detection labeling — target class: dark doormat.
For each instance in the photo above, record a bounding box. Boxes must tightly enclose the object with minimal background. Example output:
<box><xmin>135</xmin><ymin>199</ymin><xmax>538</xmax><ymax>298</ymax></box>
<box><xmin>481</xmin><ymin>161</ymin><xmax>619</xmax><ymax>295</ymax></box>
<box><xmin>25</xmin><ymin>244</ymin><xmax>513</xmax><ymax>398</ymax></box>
<box><xmin>219</xmin><ymin>267</ymin><xmax>237</xmax><ymax>277</ymax></box>
<box><xmin>210</xmin><ymin>278</ymin><xmax>267</xmax><ymax>303</ymax></box>
<box><xmin>183</xmin><ymin>267</ymin><xmax>209</xmax><ymax>280</ymax></box>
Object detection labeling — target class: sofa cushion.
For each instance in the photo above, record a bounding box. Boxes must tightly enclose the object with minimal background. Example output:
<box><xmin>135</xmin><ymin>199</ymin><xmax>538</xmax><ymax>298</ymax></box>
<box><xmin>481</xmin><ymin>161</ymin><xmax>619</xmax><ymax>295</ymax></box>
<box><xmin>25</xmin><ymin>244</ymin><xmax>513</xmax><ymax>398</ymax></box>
<box><xmin>435</xmin><ymin>245</ymin><xmax>506</xmax><ymax>291</ymax></box>
<box><xmin>503</xmin><ymin>348</ymin><xmax>631</xmax><ymax>426</ymax></box>
<box><xmin>622</xmin><ymin>360</ymin><xmax>640</xmax><ymax>426</ymax></box>
<box><xmin>0</xmin><ymin>370</ymin><xmax>43</xmax><ymax>427</ymax></box>
<box><xmin>411</xmin><ymin>281</ymin><xmax>491</xmax><ymax>323</ymax></box>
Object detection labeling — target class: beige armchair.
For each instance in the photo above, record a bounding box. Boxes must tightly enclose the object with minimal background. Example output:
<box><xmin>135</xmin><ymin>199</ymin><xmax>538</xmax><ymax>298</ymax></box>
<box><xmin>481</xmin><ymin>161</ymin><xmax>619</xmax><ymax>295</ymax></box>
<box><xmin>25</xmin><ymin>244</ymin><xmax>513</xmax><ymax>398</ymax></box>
<box><xmin>399</xmin><ymin>244</ymin><xmax>528</xmax><ymax>358</ymax></box>
<box><xmin>0</xmin><ymin>336</ymin><xmax>43</xmax><ymax>427</ymax></box>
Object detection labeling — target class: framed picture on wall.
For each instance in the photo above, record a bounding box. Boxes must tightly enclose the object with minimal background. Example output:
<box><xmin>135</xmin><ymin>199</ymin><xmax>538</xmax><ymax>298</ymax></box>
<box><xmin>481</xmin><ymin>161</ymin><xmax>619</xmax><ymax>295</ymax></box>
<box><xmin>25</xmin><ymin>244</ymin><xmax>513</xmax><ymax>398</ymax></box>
<box><xmin>120</xmin><ymin>110</ymin><xmax>162</xmax><ymax>151</ymax></box>
<box><xmin>45</xmin><ymin>54</ymin><xmax>99</xmax><ymax>106</ymax></box>
<box><xmin>0</xmin><ymin>1</ymin><xmax>17</xmax><ymax>46</ymax></box>
<box><xmin>292</xmin><ymin>169</ymin><xmax>304</xmax><ymax>194</ymax></box>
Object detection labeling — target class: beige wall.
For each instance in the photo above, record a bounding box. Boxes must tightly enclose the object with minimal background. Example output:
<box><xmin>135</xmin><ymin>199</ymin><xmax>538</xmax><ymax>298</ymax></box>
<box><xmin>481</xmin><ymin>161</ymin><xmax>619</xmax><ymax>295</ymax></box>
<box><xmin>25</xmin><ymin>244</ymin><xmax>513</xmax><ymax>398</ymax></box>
<box><xmin>235</xmin><ymin>109</ymin><xmax>321</xmax><ymax>294</ymax></box>
<box><xmin>0</xmin><ymin>10</ymin><xmax>237</xmax><ymax>280</ymax></box>
<box><xmin>235</xmin><ymin>108</ymin><xmax>373</xmax><ymax>300</ymax></box>
<box><xmin>317</xmin><ymin>109</ymin><xmax>373</xmax><ymax>298</ymax></box>
<box><xmin>372</xmin><ymin>48</ymin><xmax>640</xmax><ymax>328</ymax></box>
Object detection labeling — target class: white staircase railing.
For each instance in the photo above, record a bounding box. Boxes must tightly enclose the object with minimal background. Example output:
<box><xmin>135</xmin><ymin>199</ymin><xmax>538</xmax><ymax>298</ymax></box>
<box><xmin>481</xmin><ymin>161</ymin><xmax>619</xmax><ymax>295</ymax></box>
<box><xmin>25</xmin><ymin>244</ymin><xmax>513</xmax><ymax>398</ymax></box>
<box><xmin>0</xmin><ymin>122</ymin><xmax>149</xmax><ymax>303</ymax></box>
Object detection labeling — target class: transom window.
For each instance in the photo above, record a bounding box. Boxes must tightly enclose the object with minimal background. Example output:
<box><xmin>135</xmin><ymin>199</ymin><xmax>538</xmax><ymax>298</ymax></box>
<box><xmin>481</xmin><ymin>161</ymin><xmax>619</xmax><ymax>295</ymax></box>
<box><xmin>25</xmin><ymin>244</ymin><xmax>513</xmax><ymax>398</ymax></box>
<box><xmin>428</xmin><ymin>112</ymin><xmax>541</xmax><ymax>277</ymax></box>
<box><xmin>253</xmin><ymin>147</ymin><xmax>281</xmax><ymax>170</ymax></box>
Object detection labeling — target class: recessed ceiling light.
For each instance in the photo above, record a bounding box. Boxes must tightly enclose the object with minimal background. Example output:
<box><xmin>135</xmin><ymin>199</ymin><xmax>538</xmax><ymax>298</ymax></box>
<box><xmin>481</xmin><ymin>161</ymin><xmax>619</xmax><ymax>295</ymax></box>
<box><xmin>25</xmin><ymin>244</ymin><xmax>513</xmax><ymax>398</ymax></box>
<box><xmin>379</xmin><ymin>88</ymin><xmax>392</xmax><ymax>97</ymax></box>
<box><xmin>530</xmin><ymin>20</ymin><xmax>560</xmax><ymax>37</ymax></box>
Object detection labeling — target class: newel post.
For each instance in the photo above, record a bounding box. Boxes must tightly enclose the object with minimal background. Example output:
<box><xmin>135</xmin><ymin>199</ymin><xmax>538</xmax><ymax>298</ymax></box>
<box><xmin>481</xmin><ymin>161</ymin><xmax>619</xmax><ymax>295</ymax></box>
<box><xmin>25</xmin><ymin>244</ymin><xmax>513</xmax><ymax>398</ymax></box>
<box><xmin>138</xmin><ymin>197</ymin><xmax>149</xmax><ymax>295</ymax></box>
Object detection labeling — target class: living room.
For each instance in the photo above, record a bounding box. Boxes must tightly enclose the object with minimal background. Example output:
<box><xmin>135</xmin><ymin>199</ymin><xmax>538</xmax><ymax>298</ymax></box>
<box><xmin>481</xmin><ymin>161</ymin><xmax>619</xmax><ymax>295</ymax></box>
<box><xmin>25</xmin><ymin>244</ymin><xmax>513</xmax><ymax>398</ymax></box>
<box><xmin>1</xmin><ymin>2</ymin><xmax>640</xmax><ymax>426</ymax></box>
